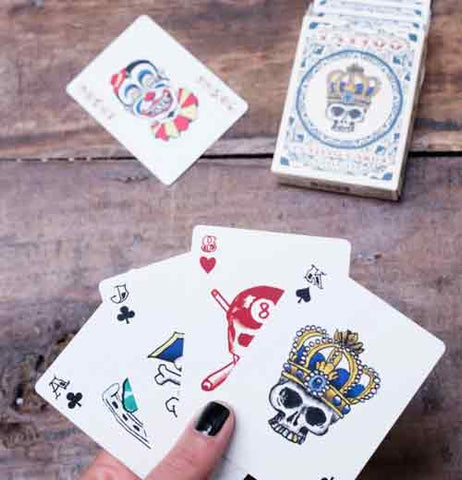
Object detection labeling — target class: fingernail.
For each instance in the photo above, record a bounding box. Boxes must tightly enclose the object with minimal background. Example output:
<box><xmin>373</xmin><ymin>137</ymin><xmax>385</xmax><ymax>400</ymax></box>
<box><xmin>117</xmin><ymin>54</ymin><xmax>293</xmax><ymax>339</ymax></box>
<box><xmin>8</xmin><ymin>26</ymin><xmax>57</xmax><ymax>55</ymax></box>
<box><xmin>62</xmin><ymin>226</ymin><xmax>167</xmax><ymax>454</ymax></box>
<box><xmin>195</xmin><ymin>401</ymin><xmax>230</xmax><ymax>436</ymax></box>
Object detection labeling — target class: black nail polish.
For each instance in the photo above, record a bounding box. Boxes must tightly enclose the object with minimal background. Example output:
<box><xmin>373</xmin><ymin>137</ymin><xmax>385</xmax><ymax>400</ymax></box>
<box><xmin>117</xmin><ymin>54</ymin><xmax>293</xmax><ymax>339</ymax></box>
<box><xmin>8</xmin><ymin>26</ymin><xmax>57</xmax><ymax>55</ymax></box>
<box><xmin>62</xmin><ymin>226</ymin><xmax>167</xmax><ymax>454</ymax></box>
<box><xmin>195</xmin><ymin>401</ymin><xmax>230</xmax><ymax>436</ymax></box>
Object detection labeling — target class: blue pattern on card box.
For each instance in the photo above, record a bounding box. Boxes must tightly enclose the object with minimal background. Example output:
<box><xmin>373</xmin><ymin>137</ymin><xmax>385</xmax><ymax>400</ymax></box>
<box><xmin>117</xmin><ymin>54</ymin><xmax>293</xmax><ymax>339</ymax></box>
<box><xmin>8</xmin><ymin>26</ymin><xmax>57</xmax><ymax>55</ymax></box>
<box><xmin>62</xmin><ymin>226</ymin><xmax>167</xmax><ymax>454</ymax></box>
<box><xmin>296</xmin><ymin>50</ymin><xmax>403</xmax><ymax>150</ymax></box>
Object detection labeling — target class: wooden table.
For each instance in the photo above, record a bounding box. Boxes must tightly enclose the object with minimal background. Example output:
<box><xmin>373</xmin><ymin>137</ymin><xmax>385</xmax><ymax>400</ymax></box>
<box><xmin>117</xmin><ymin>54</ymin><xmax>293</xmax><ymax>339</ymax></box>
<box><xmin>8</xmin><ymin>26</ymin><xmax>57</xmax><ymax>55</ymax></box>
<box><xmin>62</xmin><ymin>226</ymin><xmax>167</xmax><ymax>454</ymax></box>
<box><xmin>1</xmin><ymin>1</ymin><xmax>461</xmax><ymax>479</ymax></box>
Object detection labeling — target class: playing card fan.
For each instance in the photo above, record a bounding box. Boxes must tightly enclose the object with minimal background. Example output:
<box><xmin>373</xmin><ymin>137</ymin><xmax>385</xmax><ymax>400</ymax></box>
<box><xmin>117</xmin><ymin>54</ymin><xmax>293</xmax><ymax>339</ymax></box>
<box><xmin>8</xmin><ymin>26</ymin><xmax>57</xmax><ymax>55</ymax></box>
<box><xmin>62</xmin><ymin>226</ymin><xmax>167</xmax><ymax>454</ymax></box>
<box><xmin>35</xmin><ymin>223</ymin><xmax>444</xmax><ymax>480</ymax></box>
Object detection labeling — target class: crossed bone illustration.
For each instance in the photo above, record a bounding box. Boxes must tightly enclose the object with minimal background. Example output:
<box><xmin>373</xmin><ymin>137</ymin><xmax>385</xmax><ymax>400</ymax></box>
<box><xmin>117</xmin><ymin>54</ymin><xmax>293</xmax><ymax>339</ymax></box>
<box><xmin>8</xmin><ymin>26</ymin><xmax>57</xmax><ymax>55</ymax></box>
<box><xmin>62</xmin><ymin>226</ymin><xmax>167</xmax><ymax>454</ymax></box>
<box><xmin>154</xmin><ymin>363</ymin><xmax>181</xmax><ymax>386</ymax></box>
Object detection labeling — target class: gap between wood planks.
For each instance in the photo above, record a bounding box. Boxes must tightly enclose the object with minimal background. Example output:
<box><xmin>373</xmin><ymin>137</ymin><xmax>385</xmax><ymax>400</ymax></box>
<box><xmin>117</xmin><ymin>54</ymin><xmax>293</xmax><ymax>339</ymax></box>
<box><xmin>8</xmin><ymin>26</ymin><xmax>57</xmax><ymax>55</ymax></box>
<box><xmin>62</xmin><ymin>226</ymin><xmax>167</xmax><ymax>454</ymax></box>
<box><xmin>1</xmin><ymin>151</ymin><xmax>462</xmax><ymax>163</ymax></box>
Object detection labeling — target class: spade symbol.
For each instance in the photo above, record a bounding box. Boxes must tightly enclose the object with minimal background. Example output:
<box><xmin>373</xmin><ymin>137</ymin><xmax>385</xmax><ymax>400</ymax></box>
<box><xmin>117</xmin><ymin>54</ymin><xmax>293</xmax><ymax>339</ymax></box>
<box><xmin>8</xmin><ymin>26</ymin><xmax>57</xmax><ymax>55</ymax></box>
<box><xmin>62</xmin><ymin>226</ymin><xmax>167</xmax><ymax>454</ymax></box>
<box><xmin>296</xmin><ymin>287</ymin><xmax>311</xmax><ymax>304</ymax></box>
<box><xmin>117</xmin><ymin>306</ymin><xmax>135</xmax><ymax>324</ymax></box>
<box><xmin>66</xmin><ymin>392</ymin><xmax>83</xmax><ymax>409</ymax></box>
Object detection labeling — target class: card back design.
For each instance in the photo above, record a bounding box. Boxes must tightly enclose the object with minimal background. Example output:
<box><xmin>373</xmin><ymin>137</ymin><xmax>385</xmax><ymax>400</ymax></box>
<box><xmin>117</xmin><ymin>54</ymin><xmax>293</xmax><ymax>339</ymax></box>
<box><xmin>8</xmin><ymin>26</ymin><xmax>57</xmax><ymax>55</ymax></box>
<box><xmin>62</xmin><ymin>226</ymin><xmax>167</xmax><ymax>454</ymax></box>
<box><xmin>269</xmin><ymin>326</ymin><xmax>380</xmax><ymax>445</ymax></box>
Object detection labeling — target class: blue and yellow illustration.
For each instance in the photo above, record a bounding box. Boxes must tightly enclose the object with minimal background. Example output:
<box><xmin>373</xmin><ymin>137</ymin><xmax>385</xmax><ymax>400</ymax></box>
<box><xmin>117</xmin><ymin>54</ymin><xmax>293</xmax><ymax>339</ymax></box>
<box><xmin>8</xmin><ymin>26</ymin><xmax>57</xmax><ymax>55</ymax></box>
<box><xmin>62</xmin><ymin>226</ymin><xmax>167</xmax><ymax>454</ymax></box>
<box><xmin>269</xmin><ymin>326</ymin><xmax>380</xmax><ymax>445</ymax></box>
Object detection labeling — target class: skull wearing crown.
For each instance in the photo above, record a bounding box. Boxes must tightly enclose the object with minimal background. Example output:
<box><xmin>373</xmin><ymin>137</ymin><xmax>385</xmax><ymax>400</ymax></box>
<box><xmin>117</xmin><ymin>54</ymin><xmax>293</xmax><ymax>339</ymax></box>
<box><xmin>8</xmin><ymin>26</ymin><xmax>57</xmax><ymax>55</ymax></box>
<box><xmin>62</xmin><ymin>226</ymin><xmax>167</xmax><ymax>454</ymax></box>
<box><xmin>268</xmin><ymin>327</ymin><xmax>380</xmax><ymax>445</ymax></box>
<box><xmin>326</xmin><ymin>64</ymin><xmax>381</xmax><ymax>133</ymax></box>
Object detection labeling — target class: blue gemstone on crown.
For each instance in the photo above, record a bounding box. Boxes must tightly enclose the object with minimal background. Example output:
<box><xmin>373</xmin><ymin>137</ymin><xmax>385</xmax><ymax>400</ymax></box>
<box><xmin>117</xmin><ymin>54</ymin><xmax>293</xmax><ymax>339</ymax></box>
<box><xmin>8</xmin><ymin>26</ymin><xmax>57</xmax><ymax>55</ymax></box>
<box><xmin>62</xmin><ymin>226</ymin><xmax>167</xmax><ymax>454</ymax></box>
<box><xmin>308</xmin><ymin>374</ymin><xmax>327</xmax><ymax>393</ymax></box>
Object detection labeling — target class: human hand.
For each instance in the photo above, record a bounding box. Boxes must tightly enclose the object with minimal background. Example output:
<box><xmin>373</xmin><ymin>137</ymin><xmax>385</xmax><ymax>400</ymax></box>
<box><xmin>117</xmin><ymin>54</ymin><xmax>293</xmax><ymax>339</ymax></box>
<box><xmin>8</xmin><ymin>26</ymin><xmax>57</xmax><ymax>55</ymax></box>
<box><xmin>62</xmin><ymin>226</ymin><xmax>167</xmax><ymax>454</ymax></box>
<box><xmin>80</xmin><ymin>401</ymin><xmax>234</xmax><ymax>480</ymax></box>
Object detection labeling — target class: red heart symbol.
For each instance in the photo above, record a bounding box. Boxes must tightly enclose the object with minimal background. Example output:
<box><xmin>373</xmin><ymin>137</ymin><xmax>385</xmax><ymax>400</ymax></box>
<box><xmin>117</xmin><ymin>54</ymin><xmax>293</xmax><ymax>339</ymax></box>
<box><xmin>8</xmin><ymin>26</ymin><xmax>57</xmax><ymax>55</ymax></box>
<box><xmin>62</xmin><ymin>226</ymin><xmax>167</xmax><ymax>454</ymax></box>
<box><xmin>200</xmin><ymin>256</ymin><xmax>216</xmax><ymax>274</ymax></box>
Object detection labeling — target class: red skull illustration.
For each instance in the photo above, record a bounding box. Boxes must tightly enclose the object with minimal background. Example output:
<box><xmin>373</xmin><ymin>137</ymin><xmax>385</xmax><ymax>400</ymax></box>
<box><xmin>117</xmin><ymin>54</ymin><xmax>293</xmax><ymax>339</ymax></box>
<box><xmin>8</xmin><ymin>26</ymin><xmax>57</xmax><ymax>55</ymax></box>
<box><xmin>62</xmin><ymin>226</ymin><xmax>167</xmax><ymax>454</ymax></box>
<box><xmin>201</xmin><ymin>285</ymin><xmax>285</xmax><ymax>391</ymax></box>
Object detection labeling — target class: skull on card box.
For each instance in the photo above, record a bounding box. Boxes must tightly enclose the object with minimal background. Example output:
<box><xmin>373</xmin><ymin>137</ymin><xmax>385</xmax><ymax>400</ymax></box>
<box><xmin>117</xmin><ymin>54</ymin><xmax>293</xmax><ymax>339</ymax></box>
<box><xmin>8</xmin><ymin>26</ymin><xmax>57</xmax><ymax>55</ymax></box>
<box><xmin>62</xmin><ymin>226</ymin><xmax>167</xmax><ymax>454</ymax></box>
<box><xmin>326</xmin><ymin>64</ymin><xmax>380</xmax><ymax>133</ymax></box>
<box><xmin>268</xmin><ymin>326</ymin><xmax>380</xmax><ymax>444</ymax></box>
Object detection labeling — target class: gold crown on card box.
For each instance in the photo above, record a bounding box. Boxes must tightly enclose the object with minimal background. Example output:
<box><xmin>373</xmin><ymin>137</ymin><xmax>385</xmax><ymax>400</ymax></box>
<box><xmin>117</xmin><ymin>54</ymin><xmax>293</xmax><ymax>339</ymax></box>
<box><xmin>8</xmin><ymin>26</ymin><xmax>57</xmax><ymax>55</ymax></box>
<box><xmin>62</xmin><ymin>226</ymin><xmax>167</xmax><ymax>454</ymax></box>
<box><xmin>327</xmin><ymin>64</ymin><xmax>381</xmax><ymax>108</ymax></box>
<box><xmin>281</xmin><ymin>326</ymin><xmax>380</xmax><ymax>418</ymax></box>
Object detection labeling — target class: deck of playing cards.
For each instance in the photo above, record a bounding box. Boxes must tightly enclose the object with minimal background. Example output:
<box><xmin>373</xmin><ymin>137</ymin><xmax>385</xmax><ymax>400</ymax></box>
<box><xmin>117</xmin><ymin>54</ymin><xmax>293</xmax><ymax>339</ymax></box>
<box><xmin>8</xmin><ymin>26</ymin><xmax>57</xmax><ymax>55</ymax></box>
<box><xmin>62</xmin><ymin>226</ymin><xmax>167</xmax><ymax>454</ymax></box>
<box><xmin>35</xmin><ymin>226</ymin><xmax>445</xmax><ymax>479</ymax></box>
<box><xmin>271</xmin><ymin>1</ymin><xmax>432</xmax><ymax>200</ymax></box>
<box><xmin>67</xmin><ymin>15</ymin><xmax>248</xmax><ymax>185</ymax></box>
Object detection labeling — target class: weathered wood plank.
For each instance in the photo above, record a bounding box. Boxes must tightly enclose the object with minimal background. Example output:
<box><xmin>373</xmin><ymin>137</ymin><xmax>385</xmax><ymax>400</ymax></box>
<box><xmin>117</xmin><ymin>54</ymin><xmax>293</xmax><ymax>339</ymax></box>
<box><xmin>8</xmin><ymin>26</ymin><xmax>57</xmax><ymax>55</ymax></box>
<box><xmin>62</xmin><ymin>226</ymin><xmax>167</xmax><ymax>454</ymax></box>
<box><xmin>0</xmin><ymin>157</ymin><xmax>461</xmax><ymax>478</ymax></box>
<box><xmin>0</xmin><ymin>0</ymin><xmax>461</xmax><ymax>159</ymax></box>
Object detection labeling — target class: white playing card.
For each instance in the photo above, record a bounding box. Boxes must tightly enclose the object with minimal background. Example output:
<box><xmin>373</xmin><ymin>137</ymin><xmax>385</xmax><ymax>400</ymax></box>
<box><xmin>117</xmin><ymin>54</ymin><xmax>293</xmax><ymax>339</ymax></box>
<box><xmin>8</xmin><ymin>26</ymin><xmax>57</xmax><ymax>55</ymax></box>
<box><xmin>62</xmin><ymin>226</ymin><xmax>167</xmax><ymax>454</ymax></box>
<box><xmin>105</xmin><ymin>254</ymin><xmax>194</xmax><ymax>459</ymax></box>
<box><xmin>215</xmin><ymin>278</ymin><xmax>445</xmax><ymax>480</ymax></box>
<box><xmin>35</xmin><ymin>305</ymin><xmax>156</xmax><ymax>478</ymax></box>
<box><xmin>67</xmin><ymin>15</ymin><xmax>248</xmax><ymax>185</ymax></box>
<box><xmin>37</xmin><ymin>254</ymin><xmax>191</xmax><ymax>478</ymax></box>
<box><xmin>179</xmin><ymin>226</ymin><xmax>351</xmax><ymax>426</ymax></box>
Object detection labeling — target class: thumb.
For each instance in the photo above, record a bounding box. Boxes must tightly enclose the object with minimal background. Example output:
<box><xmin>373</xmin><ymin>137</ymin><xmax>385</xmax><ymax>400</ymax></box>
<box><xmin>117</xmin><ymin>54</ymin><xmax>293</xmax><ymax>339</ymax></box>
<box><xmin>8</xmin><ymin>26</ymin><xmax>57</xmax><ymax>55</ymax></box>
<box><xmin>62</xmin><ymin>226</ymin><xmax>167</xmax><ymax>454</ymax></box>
<box><xmin>147</xmin><ymin>401</ymin><xmax>234</xmax><ymax>480</ymax></box>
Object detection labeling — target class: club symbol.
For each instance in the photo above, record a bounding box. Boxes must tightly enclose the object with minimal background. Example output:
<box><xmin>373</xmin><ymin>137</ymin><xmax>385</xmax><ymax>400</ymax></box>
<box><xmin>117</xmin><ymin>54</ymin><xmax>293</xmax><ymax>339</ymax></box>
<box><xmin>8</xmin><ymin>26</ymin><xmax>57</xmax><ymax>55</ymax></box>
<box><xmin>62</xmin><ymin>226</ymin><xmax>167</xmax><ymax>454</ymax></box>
<box><xmin>296</xmin><ymin>287</ymin><xmax>311</xmax><ymax>304</ymax></box>
<box><xmin>66</xmin><ymin>392</ymin><xmax>83</xmax><ymax>409</ymax></box>
<box><xmin>117</xmin><ymin>306</ymin><xmax>135</xmax><ymax>324</ymax></box>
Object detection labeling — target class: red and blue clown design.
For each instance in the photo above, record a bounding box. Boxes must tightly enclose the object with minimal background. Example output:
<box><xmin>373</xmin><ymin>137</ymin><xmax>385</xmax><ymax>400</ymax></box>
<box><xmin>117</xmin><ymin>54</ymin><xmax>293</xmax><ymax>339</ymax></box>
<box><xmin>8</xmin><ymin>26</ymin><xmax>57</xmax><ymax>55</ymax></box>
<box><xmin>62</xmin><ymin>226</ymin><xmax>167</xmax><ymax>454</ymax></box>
<box><xmin>111</xmin><ymin>60</ymin><xmax>199</xmax><ymax>141</ymax></box>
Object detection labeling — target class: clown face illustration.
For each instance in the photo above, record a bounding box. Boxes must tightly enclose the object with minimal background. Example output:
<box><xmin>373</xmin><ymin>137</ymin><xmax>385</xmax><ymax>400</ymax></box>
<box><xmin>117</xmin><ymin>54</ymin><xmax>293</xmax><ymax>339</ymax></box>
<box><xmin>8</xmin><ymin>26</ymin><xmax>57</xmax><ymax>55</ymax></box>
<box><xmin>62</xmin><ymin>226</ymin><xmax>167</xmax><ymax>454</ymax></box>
<box><xmin>111</xmin><ymin>60</ymin><xmax>199</xmax><ymax>141</ymax></box>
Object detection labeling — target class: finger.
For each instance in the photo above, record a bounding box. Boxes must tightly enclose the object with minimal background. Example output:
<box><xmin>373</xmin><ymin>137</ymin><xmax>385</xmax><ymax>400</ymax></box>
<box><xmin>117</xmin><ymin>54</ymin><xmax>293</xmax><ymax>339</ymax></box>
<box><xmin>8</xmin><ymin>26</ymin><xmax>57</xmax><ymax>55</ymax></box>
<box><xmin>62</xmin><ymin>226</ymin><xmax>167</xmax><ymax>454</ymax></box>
<box><xmin>147</xmin><ymin>401</ymin><xmax>234</xmax><ymax>480</ymax></box>
<box><xmin>79</xmin><ymin>450</ymin><xmax>138</xmax><ymax>480</ymax></box>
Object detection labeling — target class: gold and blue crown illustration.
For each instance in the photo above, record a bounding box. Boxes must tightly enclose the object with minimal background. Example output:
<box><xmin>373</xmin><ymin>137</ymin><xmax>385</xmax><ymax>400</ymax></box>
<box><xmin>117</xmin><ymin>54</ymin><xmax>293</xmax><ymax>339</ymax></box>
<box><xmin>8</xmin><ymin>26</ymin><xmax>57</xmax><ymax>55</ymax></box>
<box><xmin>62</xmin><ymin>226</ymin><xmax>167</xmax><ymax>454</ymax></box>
<box><xmin>327</xmin><ymin>64</ymin><xmax>381</xmax><ymax>108</ymax></box>
<box><xmin>282</xmin><ymin>326</ymin><xmax>380</xmax><ymax>418</ymax></box>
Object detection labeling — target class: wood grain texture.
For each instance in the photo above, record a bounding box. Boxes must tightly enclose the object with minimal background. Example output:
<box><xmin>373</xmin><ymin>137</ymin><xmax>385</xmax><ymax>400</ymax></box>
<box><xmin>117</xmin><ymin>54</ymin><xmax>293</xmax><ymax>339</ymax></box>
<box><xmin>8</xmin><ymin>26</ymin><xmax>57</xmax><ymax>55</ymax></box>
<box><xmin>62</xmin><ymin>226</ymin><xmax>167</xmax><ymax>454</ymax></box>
<box><xmin>0</xmin><ymin>157</ymin><xmax>461</xmax><ymax>479</ymax></box>
<box><xmin>0</xmin><ymin>0</ymin><xmax>462</xmax><ymax>159</ymax></box>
